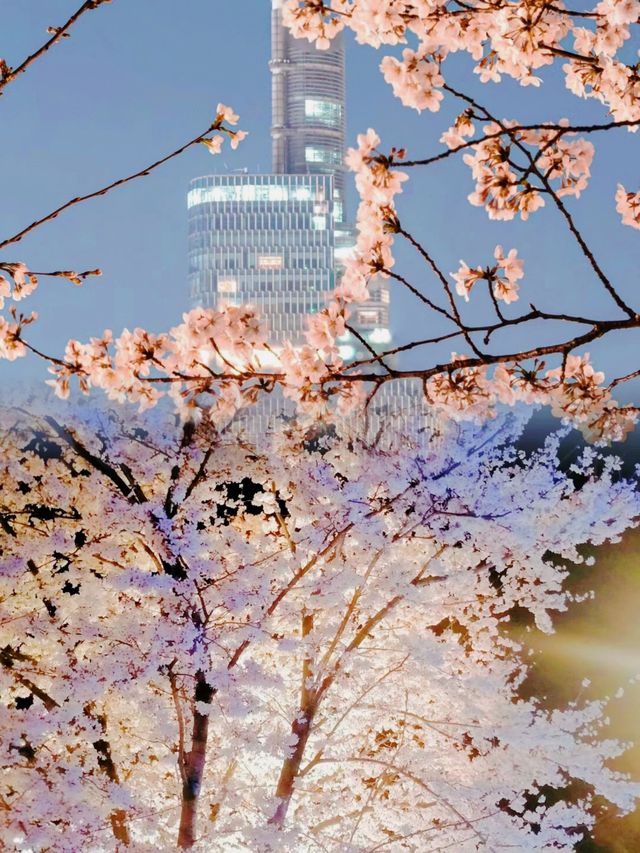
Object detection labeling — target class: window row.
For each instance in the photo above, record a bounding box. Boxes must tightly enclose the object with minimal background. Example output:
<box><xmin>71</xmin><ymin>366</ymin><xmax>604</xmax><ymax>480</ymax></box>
<box><xmin>188</xmin><ymin>212</ymin><xmax>333</xmax><ymax>234</ymax></box>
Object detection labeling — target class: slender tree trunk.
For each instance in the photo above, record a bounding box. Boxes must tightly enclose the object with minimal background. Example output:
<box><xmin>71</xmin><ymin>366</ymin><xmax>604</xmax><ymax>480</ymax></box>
<box><xmin>269</xmin><ymin>611</ymin><xmax>317</xmax><ymax>829</ymax></box>
<box><xmin>266</xmin><ymin>557</ymin><xmax>443</xmax><ymax>829</ymax></box>
<box><xmin>177</xmin><ymin>671</ymin><xmax>214</xmax><ymax>848</ymax></box>
<box><xmin>268</xmin><ymin>704</ymin><xmax>317</xmax><ymax>828</ymax></box>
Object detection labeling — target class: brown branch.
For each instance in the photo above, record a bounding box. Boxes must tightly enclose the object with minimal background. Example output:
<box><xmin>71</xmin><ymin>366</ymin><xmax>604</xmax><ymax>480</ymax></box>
<box><xmin>43</xmin><ymin>416</ymin><xmax>148</xmax><ymax>503</ymax></box>
<box><xmin>346</xmin><ymin>307</ymin><xmax>607</xmax><ymax>369</ymax></box>
<box><xmin>443</xmin><ymin>84</ymin><xmax>638</xmax><ymax>320</ymax></box>
<box><xmin>167</xmin><ymin>661</ymin><xmax>187</xmax><ymax>787</ymax></box>
<box><xmin>0</xmin><ymin>647</ymin><xmax>130</xmax><ymax>845</ymax></box>
<box><xmin>401</xmin><ymin>119</ymin><xmax>640</xmax><ymax>169</ymax></box>
<box><xmin>345</xmin><ymin>323</ymin><xmax>395</xmax><ymax>374</ymax></box>
<box><xmin>177</xmin><ymin>670</ymin><xmax>215</xmax><ymax>849</ymax></box>
<box><xmin>226</xmin><ymin>526</ymin><xmax>354</xmax><ymax>671</ymax></box>
<box><xmin>183</xmin><ymin>446</ymin><xmax>216</xmax><ymax>504</ymax></box>
<box><xmin>397</xmin><ymin>227</ymin><xmax>487</xmax><ymax>360</ymax></box>
<box><xmin>268</xmin><ymin>610</ymin><xmax>317</xmax><ymax>828</ymax></box>
<box><xmin>267</xmin><ymin>550</ymin><xmax>445</xmax><ymax>831</ymax></box>
<box><xmin>0</xmin><ymin>121</ymin><xmax>218</xmax><ymax>251</ymax></box>
<box><xmin>0</xmin><ymin>1</ymin><xmax>110</xmax><ymax>95</ymax></box>
<box><xmin>86</xmin><ymin>706</ymin><xmax>131</xmax><ymax>846</ymax></box>
<box><xmin>313</xmin><ymin>756</ymin><xmax>490</xmax><ymax>846</ymax></box>
<box><xmin>386</xmin><ymin>269</ymin><xmax>455</xmax><ymax>322</ymax></box>
<box><xmin>609</xmin><ymin>369</ymin><xmax>640</xmax><ymax>390</ymax></box>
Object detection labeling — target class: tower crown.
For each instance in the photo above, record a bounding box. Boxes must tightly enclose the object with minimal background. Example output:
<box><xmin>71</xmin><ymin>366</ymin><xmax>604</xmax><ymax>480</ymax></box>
<box><xmin>270</xmin><ymin>2</ymin><xmax>347</xmax><ymax>224</ymax></box>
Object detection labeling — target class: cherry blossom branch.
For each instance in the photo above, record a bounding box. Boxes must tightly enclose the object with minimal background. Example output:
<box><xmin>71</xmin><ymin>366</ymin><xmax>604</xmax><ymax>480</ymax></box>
<box><xmin>310</xmin><ymin>756</ymin><xmax>491</xmax><ymax>846</ymax></box>
<box><xmin>0</xmin><ymin>1</ymin><xmax>111</xmax><ymax>95</ymax></box>
<box><xmin>442</xmin><ymin>84</ymin><xmax>638</xmax><ymax>319</ymax></box>
<box><xmin>609</xmin><ymin>369</ymin><xmax>640</xmax><ymax>390</ymax></box>
<box><xmin>385</xmin><ymin>269</ymin><xmax>454</xmax><ymax>321</ymax></box>
<box><xmin>43</xmin><ymin>416</ymin><xmax>148</xmax><ymax>503</ymax></box>
<box><xmin>0</xmin><ymin>121</ymin><xmax>220</xmax><ymax>251</ymax></box>
<box><xmin>401</xmin><ymin>118</ymin><xmax>640</xmax><ymax>169</ymax></box>
<box><xmin>397</xmin><ymin>226</ymin><xmax>486</xmax><ymax>359</ymax></box>
<box><xmin>341</xmin><ymin>315</ymin><xmax>639</xmax><ymax>381</ymax></box>
<box><xmin>347</xmin><ymin>306</ymin><xmax>605</xmax><ymax>370</ymax></box>
<box><xmin>345</xmin><ymin>323</ymin><xmax>395</xmax><ymax>374</ymax></box>
<box><xmin>17</xmin><ymin>308</ymin><xmax>638</xmax><ymax>398</ymax></box>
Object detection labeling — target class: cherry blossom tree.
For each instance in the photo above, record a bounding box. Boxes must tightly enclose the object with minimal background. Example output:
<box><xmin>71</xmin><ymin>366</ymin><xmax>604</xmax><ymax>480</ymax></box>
<box><xmin>1</xmin><ymin>0</ymin><xmax>639</xmax><ymax>441</ymax></box>
<box><xmin>2</xmin><ymin>6</ymin><xmax>640</xmax><ymax>850</ymax></box>
<box><xmin>1</xmin><ymin>402</ymin><xmax>639</xmax><ymax>849</ymax></box>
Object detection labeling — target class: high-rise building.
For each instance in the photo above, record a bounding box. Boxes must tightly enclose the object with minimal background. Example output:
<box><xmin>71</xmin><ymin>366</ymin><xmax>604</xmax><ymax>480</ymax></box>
<box><xmin>269</xmin><ymin>0</ymin><xmax>391</xmax><ymax>356</ymax></box>
<box><xmin>187</xmin><ymin>1</ymin><xmax>435</xmax><ymax>441</ymax></box>
<box><xmin>188</xmin><ymin>173</ymin><xmax>335</xmax><ymax>348</ymax></box>
<box><xmin>188</xmin><ymin>0</ymin><xmax>391</xmax><ymax>358</ymax></box>
<box><xmin>270</xmin><ymin>0</ymin><xmax>347</xmax><ymax>226</ymax></box>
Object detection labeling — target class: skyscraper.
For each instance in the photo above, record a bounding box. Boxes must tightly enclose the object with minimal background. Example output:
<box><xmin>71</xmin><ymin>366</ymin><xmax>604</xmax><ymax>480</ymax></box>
<box><xmin>187</xmin><ymin>1</ymin><xmax>434</xmax><ymax>440</ymax></box>
<box><xmin>188</xmin><ymin>173</ymin><xmax>335</xmax><ymax>347</ymax></box>
<box><xmin>189</xmin><ymin>0</ymin><xmax>391</xmax><ymax>358</ymax></box>
<box><xmin>270</xmin><ymin>0</ymin><xmax>348</xmax><ymax>226</ymax></box>
<box><xmin>269</xmin><ymin>0</ymin><xmax>391</xmax><ymax>356</ymax></box>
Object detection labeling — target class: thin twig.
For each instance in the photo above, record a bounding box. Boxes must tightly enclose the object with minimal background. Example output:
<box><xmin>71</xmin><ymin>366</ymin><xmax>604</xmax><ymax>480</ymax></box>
<box><xmin>0</xmin><ymin>121</ymin><xmax>218</xmax><ymax>250</ymax></box>
<box><xmin>0</xmin><ymin>1</ymin><xmax>109</xmax><ymax>95</ymax></box>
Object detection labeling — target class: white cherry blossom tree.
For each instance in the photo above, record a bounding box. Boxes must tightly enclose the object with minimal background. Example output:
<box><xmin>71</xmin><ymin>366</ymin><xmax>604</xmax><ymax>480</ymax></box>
<box><xmin>1</xmin><ymin>403</ymin><xmax>639</xmax><ymax>849</ymax></box>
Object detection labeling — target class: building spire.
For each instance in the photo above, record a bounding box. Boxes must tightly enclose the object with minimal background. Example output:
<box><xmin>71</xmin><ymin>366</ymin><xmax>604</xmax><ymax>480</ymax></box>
<box><xmin>270</xmin><ymin>2</ymin><xmax>347</xmax><ymax>223</ymax></box>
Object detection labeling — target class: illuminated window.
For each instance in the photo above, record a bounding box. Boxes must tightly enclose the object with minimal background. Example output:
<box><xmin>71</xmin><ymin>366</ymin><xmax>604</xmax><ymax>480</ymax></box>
<box><xmin>357</xmin><ymin>310</ymin><xmax>379</xmax><ymax>326</ymax></box>
<box><xmin>312</xmin><ymin>215</ymin><xmax>326</xmax><ymax>230</ymax></box>
<box><xmin>305</xmin><ymin>98</ymin><xmax>343</xmax><ymax>126</ymax></box>
<box><xmin>217</xmin><ymin>278</ymin><xmax>237</xmax><ymax>294</ymax></box>
<box><xmin>188</xmin><ymin>185</ymin><xmax>291</xmax><ymax>206</ymax></box>
<box><xmin>258</xmin><ymin>255</ymin><xmax>284</xmax><ymax>270</ymax></box>
<box><xmin>305</xmin><ymin>146</ymin><xmax>342</xmax><ymax>166</ymax></box>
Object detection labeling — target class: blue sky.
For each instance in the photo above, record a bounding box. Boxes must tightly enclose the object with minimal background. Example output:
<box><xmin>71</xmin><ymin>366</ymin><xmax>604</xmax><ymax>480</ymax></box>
<box><xmin>1</xmin><ymin>0</ymin><xmax>638</xmax><ymax>400</ymax></box>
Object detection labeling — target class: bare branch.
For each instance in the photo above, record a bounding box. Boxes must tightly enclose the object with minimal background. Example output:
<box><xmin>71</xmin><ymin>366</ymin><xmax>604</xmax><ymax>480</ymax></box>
<box><xmin>0</xmin><ymin>121</ymin><xmax>219</xmax><ymax>251</ymax></box>
<box><xmin>0</xmin><ymin>1</ymin><xmax>111</xmax><ymax>95</ymax></box>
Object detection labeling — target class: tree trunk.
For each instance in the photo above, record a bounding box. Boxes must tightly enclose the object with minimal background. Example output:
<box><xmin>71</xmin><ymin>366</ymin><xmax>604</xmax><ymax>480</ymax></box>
<box><xmin>269</xmin><ymin>611</ymin><xmax>317</xmax><ymax>828</ymax></box>
<box><xmin>268</xmin><ymin>706</ymin><xmax>316</xmax><ymax>828</ymax></box>
<box><xmin>177</xmin><ymin>671</ymin><xmax>214</xmax><ymax>848</ymax></box>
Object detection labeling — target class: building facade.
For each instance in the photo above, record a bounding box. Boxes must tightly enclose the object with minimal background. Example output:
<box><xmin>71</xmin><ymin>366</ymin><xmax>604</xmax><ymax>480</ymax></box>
<box><xmin>186</xmin><ymin>2</ymin><xmax>436</xmax><ymax>439</ymax></box>
<box><xmin>270</xmin><ymin>0</ymin><xmax>348</xmax><ymax>226</ymax></box>
<box><xmin>188</xmin><ymin>0</ymin><xmax>391</xmax><ymax>357</ymax></box>
<box><xmin>188</xmin><ymin>173</ymin><xmax>335</xmax><ymax>346</ymax></box>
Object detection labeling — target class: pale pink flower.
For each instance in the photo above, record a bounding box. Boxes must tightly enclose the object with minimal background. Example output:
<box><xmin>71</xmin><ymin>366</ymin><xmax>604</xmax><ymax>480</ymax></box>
<box><xmin>493</xmin><ymin>245</ymin><xmax>524</xmax><ymax>303</ymax></box>
<box><xmin>230</xmin><ymin>130</ymin><xmax>249</xmax><ymax>150</ymax></box>
<box><xmin>451</xmin><ymin>261</ymin><xmax>484</xmax><ymax>301</ymax></box>
<box><xmin>615</xmin><ymin>184</ymin><xmax>640</xmax><ymax>230</ymax></box>
<box><xmin>0</xmin><ymin>276</ymin><xmax>10</xmax><ymax>309</ymax></box>
<box><xmin>305</xmin><ymin>301</ymin><xmax>347</xmax><ymax>354</ymax></box>
<box><xmin>440</xmin><ymin>113</ymin><xmax>476</xmax><ymax>150</ymax></box>
<box><xmin>380</xmin><ymin>50</ymin><xmax>444</xmax><ymax>113</ymax></box>
<box><xmin>4</xmin><ymin>263</ymin><xmax>38</xmax><ymax>300</ymax></box>
<box><xmin>216</xmin><ymin>103</ymin><xmax>239</xmax><ymax>126</ymax></box>
<box><xmin>0</xmin><ymin>316</ymin><xmax>27</xmax><ymax>361</ymax></box>
<box><xmin>202</xmin><ymin>135</ymin><xmax>224</xmax><ymax>155</ymax></box>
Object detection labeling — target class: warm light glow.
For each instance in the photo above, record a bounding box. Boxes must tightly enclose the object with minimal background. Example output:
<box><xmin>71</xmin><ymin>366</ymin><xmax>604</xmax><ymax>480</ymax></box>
<box><xmin>368</xmin><ymin>327</ymin><xmax>391</xmax><ymax>344</ymax></box>
<box><xmin>218</xmin><ymin>278</ymin><xmax>237</xmax><ymax>294</ymax></box>
<box><xmin>338</xmin><ymin>344</ymin><xmax>355</xmax><ymax>360</ymax></box>
<box><xmin>258</xmin><ymin>254</ymin><xmax>284</xmax><ymax>270</ymax></box>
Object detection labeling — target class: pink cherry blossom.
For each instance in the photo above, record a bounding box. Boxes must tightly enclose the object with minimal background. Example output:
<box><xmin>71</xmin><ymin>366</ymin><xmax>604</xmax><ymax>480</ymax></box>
<box><xmin>615</xmin><ymin>183</ymin><xmax>640</xmax><ymax>230</ymax></box>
